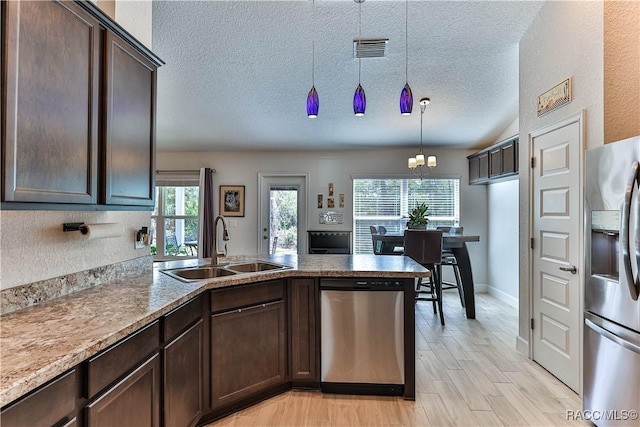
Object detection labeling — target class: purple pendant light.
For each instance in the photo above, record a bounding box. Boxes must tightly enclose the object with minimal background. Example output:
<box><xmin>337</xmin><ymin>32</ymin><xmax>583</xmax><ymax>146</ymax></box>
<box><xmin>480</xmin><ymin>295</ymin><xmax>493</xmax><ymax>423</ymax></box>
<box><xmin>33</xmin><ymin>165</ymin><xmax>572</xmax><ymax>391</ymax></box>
<box><xmin>306</xmin><ymin>0</ymin><xmax>319</xmax><ymax>118</ymax></box>
<box><xmin>400</xmin><ymin>0</ymin><xmax>413</xmax><ymax>115</ymax></box>
<box><xmin>354</xmin><ymin>83</ymin><xmax>366</xmax><ymax>116</ymax></box>
<box><xmin>307</xmin><ymin>86</ymin><xmax>319</xmax><ymax>118</ymax></box>
<box><xmin>354</xmin><ymin>0</ymin><xmax>366</xmax><ymax>116</ymax></box>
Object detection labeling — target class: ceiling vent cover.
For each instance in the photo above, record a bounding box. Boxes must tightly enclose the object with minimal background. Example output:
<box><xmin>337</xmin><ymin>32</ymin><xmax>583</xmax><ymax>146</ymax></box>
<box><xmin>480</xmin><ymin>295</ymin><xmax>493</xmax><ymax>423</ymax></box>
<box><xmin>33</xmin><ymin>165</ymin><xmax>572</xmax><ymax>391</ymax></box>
<box><xmin>353</xmin><ymin>39</ymin><xmax>388</xmax><ymax>58</ymax></box>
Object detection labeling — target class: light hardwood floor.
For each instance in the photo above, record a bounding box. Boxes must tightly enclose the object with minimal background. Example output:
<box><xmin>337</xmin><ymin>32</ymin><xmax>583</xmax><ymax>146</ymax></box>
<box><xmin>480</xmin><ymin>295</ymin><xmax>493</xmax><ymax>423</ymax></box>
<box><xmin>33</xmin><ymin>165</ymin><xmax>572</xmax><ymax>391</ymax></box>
<box><xmin>208</xmin><ymin>292</ymin><xmax>590</xmax><ymax>426</ymax></box>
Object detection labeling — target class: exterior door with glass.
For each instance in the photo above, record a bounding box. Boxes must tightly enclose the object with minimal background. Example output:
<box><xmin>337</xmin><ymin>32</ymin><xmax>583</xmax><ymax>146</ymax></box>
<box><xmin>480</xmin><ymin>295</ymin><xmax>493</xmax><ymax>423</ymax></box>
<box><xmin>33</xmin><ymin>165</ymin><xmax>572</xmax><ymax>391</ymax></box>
<box><xmin>258</xmin><ymin>174</ymin><xmax>308</xmax><ymax>255</ymax></box>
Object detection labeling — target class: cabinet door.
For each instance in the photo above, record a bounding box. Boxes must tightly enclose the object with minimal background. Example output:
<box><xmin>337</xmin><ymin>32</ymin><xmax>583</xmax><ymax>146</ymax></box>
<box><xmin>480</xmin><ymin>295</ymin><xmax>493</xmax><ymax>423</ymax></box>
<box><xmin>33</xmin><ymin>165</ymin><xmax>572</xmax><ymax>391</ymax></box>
<box><xmin>489</xmin><ymin>147</ymin><xmax>502</xmax><ymax>178</ymax></box>
<box><xmin>468</xmin><ymin>155</ymin><xmax>480</xmax><ymax>184</ymax></box>
<box><xmin>501</xmin><ymin>140</ymin><xmax>518</xmax><ymax>174</ymax></box>
<box><xmin>290</xmin><ymin>279</ymin><xmax>318</xmax><ymax>382</ymax></box>
<box><xmin>2</xmin><ymin>0</ymin><xmax>99</xmax><ymax>204</ymax></box>
<box><xmin>85</xmin><ymin>354</ymin><xmax>161</xmax><ymax>427</ymax></box>
<box><xmin>478</xmin><ymin>152</ymin><xmax>489</xmax><ymax>181</ymax></box>
<box><xmin>102</xmin><ymin>30</ymin><xmax>156</xmax><ymax>206</ymax></box>
<box><xmin>163</xmin><ymin>319</ymin><xmax>204</xmax><ymax>427</ymax></box>
<box><xmin>210</xmin><ymin>300</ymin><xmax>287</xmax><ymax>409</ymax></box>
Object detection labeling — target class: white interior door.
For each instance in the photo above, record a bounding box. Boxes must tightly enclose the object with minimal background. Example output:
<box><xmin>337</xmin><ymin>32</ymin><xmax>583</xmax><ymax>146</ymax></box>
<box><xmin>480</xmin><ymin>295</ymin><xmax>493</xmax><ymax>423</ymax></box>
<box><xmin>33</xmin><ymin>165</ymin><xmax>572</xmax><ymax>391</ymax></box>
<box><xmin>258</xmin><ymin>174</ymin><xmax>308</xmax><ymax>255</ymax></box>
<box><xmin>530</xmin><ymin>114</ymin><xmax>583</xmax><ymax>393</ymax></box>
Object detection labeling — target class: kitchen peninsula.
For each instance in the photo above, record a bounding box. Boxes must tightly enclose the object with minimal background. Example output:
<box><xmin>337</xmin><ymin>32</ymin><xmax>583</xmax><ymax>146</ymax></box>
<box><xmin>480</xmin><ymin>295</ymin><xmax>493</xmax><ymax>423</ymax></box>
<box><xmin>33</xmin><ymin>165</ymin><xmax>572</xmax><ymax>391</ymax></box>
<box><xmin>0</xmin><ymin>254</ymin><xmax>428</xmax><ymax>426</ymax></box>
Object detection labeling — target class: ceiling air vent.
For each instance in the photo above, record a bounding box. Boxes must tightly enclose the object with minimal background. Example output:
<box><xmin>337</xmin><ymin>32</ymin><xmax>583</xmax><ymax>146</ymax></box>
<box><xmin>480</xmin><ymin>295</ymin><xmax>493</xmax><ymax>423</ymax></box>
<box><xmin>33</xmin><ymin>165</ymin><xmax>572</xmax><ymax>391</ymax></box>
<box><xmin>353</xmin><ymin>39</ymin><xmax>388</xmax><ymax>58</ymax></box>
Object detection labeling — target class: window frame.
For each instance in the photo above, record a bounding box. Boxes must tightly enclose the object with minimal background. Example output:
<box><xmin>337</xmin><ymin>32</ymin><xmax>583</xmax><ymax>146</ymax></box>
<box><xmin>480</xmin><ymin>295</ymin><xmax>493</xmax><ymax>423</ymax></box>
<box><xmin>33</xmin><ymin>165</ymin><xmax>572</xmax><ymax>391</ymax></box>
<box><xmin>152</xmin><ymin>171</ymin><xmax>201</xmax><ymax>261</ymax></box>
<box><xmin>352</xmin><ymin>176</ymin><xmax>461</xmax><ymax>254</ymax></box>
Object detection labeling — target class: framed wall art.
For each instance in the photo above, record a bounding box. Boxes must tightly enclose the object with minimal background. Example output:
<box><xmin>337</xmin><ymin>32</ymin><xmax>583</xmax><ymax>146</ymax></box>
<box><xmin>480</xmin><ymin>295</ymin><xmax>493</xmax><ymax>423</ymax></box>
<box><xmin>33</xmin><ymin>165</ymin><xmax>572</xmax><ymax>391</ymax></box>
<box><xmin>220</xmin><ymin>185</ymin><xmax>245</xmax><ymax>217</ymax></box>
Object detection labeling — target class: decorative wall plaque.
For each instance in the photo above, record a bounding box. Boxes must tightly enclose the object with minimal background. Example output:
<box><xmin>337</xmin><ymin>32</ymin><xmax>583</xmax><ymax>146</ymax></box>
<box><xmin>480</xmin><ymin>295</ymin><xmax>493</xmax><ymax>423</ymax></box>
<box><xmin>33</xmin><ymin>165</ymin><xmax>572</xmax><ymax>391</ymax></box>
<box><xmin>537</xmin><ymin>78</ymin><xmax>572</xmax><ymax>117</ymax></box>
<box><xmin>319</xmin><ymin>211</ymin><xmax>343</xmax><ymax>224</ymax></box>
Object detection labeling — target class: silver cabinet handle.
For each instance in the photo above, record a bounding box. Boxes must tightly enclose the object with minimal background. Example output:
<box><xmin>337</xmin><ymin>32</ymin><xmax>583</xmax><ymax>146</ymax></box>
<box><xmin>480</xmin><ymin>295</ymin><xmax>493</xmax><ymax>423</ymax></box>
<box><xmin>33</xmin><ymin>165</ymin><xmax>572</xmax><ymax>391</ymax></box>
<box><xmin>559</xmin><ymin>265</ymin><xmax>577</xmax><ymax>274</ymax></box>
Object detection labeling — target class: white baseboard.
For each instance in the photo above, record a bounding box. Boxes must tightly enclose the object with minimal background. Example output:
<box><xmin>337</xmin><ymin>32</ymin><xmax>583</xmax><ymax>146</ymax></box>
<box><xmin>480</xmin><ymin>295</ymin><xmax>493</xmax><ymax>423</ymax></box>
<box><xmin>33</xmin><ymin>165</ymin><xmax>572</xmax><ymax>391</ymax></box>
<box><xmin>516</xmin><ymin>335</ymin><xmax>529</xmax><ymax>357</ymax></box>
<box><xmin>486</xmin><ymin>285</ymin><xmax>519</xmax><ymax>308</ymax></box>
<box><xmin>473</xmin><ymin>283</ymin><xmax>488</xmax><ymax>293</ymax></box>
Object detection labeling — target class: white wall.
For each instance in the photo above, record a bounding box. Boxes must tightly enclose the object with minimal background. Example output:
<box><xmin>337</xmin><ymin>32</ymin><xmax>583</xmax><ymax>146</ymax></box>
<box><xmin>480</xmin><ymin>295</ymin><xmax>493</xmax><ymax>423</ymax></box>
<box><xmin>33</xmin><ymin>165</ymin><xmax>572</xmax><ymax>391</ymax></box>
<box><xmin>487</xmin><ymin>179</ymin><xmax>519</xmax><ymax>307</ymax></box>
<box><xmin>0</xmin><ymin>210</ymin><xmax>150</xmax><ymax>289</ymax></box>
<box><xmin>157</xmin><ymin>147</ymin><xmax>489</xmax><ymax>287</ymax></box>
<box><xmin>518</xmin><ymin>0</ymin><xmax>604</xmax><ymax>349</ymax></box>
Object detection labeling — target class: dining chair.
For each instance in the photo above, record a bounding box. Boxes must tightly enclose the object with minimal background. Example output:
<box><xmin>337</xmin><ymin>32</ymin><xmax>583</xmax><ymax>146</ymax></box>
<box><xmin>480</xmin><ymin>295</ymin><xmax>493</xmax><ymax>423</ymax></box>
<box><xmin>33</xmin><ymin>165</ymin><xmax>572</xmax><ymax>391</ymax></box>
<box><xmin>437</xmin><ymin>226</ymin><xmax>464</xmax><ymax>307</ymax></box>
<box><xmin>377</xmin><ymin>225</ymin><xmax>387</xmax><ymax>235</ymax></box>
<box><xmin>369</xmin><ymin>225</ymin><xmax>378</xmax><ymax>235</ymax></box>
<box><xmin>403</xmin><ymin>230</ymin><xmax>445</xmax><ymax>325</ymax></box>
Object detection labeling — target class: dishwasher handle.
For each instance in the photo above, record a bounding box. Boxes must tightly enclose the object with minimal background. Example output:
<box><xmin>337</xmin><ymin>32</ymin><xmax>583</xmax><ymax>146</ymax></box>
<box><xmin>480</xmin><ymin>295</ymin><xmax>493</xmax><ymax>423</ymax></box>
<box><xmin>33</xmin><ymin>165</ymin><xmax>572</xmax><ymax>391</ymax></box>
<box><xmin>319</xmin><ymin>278</ymin><xmax>404</xmax><ymax>291</ymax></box>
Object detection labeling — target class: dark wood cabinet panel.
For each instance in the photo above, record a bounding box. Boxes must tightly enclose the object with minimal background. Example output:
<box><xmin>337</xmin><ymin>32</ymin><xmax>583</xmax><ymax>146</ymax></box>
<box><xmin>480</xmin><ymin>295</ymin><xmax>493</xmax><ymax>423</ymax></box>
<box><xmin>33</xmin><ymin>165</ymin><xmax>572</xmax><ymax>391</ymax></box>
<box><xmin>468</xmin><ymin>155</ymin><xmax>480</xmax><ymax>184</ymax></box>
<box><xmin>2</xmin><ymin>0</ymin><xmax>99</xmax><ymax>204</ymax></box>
<box><xmin>164</xmin><ymin>319</ymin><xmax>204</xmax><ymax>427</ymax></box>
<box><xmin>102</xmin><ymin>30</ymin><xmax>157</xmax><ymax>207</ymax></box>
<box><xmin>163</xmin><ymin>295</ymin><xmax>203</xmax><ymax>342</ymax></box>
<box><xmin>290</xmin><ymin>279</ymin><xmax>318</xmax><ymax>382</ymax></box>
<box><xmin>87</xmin><ymin>321</ymin><xmax>160</xmax><ymax>398</ymax></box>
<box><xmin>211</xmin><ymin>280</ymin><xmax>285</xmax><ymax>313</ymax></box>
<box><xmin>501</xmin><ymin>140</ymin><xmax>517</xmax><ymax>174</ymax></box>
<box><xmin>468</xmin><ymin>136</ymin><xmax>519</xmax><ymax>185</ymax></box>
<box><xmin>0</xmin><ymin>369</ymin><xmax>77</xmax><ymax>427</ymax></box>
<box><xmin>210</xmin><ymin>300</ymin><xmax>287</xmax><ymax>409</ymax></box>
<box><xmin>489</xmin><ymin>147</ymin><xmax>502</xmax><ymax>178</ymax></box>
<box><xmin>85</xmin><ymin>353</ymin><xmax>161</xmax><ymax>427</ymax></box>
<box><xmin>478</xmin><ymin>152</ymin><xmax>489</xmax><ymax>181</ymax></box>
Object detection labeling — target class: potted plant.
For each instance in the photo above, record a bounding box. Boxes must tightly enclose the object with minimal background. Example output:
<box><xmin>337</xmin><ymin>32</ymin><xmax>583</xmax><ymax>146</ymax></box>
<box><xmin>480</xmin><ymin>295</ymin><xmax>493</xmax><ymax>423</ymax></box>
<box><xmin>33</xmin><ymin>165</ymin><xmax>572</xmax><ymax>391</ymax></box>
<box><xmin>407</xmin><ymin>202</ymin><xmax>429</xmax><ymax>229</ymax></box>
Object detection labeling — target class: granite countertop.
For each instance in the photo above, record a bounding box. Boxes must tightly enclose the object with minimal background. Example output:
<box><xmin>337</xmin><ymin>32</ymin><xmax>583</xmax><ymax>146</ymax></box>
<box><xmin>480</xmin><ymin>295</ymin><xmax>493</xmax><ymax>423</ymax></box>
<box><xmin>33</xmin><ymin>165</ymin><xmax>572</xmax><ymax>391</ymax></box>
<box><xmin>0</xmin><ymin>254</ymin><xmax>428</xmax><ymax>407</ymax></box>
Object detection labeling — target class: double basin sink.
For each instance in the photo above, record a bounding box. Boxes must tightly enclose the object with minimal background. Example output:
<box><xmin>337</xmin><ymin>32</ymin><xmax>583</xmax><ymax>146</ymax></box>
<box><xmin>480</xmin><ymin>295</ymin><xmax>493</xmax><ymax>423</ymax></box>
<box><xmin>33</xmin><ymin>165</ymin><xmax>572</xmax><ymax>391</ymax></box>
<box><xmin>162</xmin><ymin>260</ymin><xmax>290</xmax><ymax>282</ymax></box>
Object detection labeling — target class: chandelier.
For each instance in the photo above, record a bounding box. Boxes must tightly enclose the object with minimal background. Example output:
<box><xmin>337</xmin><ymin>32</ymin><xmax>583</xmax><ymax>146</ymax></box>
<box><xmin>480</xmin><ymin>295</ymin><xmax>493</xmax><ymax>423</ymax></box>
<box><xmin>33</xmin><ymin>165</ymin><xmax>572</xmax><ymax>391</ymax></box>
<box><xmin>408</xmin><ymin>98</ymin><xmax>436</xmax><ymax>179</ymax></box>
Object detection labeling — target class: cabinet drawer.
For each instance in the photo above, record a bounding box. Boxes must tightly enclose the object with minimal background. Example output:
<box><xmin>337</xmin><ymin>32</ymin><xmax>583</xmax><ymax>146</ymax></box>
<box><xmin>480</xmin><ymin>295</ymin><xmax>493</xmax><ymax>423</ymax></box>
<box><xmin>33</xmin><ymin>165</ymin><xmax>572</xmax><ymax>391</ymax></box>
<box><xmin>163</xmin><ymin>295</ymin><xmax>202</xmax><ymax>342</ymax></box>
<box><xmin>86</xmin><ymin>354</ymin><xmax>160</xmax><ymax>427</ymax></box>
<box><xmin>1</xmin><ymin>369</ymin><xmax>77</xmax><ymax>427</ymax></box>
<box><xmin>87</xmin><ymin>321</ymin><xmax>160</xmax><ymax>398</ymax></box>
<box><xmin>211</xmin><ymin>280</ymin><xmax>284</xmax><ymax>313</ymax></box>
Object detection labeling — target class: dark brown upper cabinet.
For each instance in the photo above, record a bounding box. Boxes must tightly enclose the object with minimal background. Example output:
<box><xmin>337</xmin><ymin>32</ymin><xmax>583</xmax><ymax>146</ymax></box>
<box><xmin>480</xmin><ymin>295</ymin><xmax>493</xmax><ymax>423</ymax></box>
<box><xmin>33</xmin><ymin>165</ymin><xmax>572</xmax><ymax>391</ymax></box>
<box><xmin>102</xmin><ymin>31</ymin><xmax>157</xmax><ymax>207</ymax></box>
<box><xmin>468</xmin><ymin>136</ymin><xmax>519</xmax><ymax>185</ymax></box>
<box><xmin>1</xmin><ymin>0</ymin><xmax>163</xmax><ymax>209</ymax></box>
<box><xmin>2</xmin><ymin>0</ymin><xmax>100</xmax><ymax>204</ymax></box>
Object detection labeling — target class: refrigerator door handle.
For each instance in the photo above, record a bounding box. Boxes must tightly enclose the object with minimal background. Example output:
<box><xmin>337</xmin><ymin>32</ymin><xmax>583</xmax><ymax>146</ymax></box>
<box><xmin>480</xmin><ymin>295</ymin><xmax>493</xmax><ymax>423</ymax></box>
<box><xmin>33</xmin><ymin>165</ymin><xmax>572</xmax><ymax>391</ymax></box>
<box><xmin>621</xmin><ymin>161</ymin><xmax>639</xmax><ymax>300</ymax></box>
<box><xmin>585</xmin><ymin>318</ymin><xmax>640</xmax><ymax>354</ymax></box>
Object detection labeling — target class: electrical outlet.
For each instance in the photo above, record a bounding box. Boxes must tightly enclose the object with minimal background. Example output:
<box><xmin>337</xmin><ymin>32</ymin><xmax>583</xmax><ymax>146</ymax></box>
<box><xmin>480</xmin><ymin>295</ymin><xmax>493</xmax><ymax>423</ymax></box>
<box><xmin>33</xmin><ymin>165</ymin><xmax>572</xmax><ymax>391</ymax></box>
<box><xmin>134</xmin><ymin>227</ymin><xmax>149</xmax><ymax>250</ymax></box>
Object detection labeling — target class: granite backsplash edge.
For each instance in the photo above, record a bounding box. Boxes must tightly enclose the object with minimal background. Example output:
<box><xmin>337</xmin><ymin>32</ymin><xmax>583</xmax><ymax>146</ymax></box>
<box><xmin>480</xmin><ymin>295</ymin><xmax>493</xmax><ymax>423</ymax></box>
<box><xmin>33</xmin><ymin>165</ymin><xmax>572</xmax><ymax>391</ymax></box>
<box><xmin>0</xmin><ymin>256</ymin><xmax>153</xmax><ymax>315</ymax></box>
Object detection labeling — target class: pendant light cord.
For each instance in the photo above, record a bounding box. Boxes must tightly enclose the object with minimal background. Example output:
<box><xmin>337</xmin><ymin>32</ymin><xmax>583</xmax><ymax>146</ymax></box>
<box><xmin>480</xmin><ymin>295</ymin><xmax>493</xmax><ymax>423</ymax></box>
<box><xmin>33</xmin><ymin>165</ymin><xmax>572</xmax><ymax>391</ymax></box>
<box><xmin>358</xmin><ymin>0</ymin><xmax>362</xmax><ymax>84</ymax></box>
<box><xmin>420</xmin><ymin>102</ymin><xmax>424</xmax><ymax>152</ymax></box>
<box><xmin>405</xmin><ymin>0</ymin><xmax>408</xmax><ymax>83</ymax></box>
<box><xmin>312</xmin><ymin>0</ymin><xmax>316</xmax><ymax>86</ymax></box>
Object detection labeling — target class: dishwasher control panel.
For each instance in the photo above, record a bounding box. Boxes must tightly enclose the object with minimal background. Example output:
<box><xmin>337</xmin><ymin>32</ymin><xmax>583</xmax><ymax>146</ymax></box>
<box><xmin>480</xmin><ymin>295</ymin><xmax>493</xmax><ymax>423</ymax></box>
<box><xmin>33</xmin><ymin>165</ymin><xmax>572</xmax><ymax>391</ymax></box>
<box><xmin>319</xmin><ymin>278</ymin><xmax>405</xmax><ymax>291</ymax></box>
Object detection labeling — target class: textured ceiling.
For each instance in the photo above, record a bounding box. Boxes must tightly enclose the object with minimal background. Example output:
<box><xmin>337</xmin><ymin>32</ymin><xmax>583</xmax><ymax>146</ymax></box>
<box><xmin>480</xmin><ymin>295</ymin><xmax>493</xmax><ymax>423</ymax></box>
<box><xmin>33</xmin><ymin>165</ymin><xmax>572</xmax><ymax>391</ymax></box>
<box><xmin>152</xmin><ymin>0</ymin><xmax>545</xmax><ymax>152</ymax></box>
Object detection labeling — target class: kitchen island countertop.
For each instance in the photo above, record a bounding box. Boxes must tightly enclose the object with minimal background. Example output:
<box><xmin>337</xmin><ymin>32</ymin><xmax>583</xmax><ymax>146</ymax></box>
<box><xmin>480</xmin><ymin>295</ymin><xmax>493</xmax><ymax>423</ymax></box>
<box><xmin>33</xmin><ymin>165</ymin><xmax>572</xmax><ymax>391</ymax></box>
<box><xmin>0</xmin><ymin>254</ymin><xmax>428</xmax><ymax>407</ymax></box>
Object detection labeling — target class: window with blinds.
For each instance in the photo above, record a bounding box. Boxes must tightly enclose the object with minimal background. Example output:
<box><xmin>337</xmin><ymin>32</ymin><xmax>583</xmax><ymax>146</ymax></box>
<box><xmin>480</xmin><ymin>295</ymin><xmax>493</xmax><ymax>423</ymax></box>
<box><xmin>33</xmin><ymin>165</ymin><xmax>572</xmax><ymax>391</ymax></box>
<box><xmin>353</xmin><ymin>178</ymin><xmax>461</xmax><ymax>254</ymax></box>
<box><xmin>152</xmin><ymin>171</ymin><xmax>201</xmax><ymax>259</ymax></box>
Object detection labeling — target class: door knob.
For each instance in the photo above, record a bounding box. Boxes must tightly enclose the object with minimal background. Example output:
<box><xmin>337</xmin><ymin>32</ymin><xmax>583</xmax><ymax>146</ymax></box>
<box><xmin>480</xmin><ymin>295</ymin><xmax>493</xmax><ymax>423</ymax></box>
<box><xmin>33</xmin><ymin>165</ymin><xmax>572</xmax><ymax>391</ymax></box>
<box><xmin>559</xmin><ymin>265</ymin><xmax>577</xmax><ymax>274</ymax></box>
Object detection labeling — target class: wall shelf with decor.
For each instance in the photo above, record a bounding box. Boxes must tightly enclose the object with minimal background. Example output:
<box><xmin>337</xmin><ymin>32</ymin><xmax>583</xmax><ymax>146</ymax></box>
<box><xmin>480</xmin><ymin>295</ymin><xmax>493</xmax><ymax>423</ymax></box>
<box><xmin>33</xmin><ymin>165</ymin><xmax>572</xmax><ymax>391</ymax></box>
<box><xmin>468</xmin><ymin>135</ymin><xmax>519</xmax><ymax>185</ymax></box>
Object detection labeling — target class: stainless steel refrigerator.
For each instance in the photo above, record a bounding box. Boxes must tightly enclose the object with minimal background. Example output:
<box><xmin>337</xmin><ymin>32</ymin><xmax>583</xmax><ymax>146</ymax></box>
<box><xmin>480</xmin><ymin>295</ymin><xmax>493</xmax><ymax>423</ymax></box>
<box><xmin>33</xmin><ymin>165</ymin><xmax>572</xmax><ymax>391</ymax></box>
<box><xmin>584</xmin><ymin>136</ymin><xmax>640</xmax><ymax>426</ymax></box>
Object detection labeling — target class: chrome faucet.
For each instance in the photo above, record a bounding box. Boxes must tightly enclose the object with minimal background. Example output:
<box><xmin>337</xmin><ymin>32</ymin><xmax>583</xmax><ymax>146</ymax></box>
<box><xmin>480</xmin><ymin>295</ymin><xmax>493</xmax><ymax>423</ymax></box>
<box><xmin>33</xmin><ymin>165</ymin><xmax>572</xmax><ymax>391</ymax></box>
<box><xmin>212</xmin><ymin>215</ymin><xmax>230</xmax><ymax>266</ymax></box>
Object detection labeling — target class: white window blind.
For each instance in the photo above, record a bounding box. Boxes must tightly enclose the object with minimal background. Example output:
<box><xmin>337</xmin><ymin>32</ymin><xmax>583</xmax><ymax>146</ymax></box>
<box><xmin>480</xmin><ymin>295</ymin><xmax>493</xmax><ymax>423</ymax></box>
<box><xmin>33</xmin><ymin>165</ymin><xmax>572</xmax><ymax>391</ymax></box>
<box><xmin>353</xmin><ymin>178</ymin><xmax>460</xmax><ymax>254</ymax></box>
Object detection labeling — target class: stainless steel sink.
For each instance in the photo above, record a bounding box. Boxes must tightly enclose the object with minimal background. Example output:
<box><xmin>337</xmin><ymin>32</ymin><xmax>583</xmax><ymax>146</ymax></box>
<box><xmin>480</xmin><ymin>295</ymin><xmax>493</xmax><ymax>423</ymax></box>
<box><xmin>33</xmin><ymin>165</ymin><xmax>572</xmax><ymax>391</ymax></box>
<box><xmin>162</xmin><ymin>266</ymin><xmax>237</xmax><ymax>282</ymax></box>
<box><xmin>226</xmin><ymin>261</ymin><xmax>289</xmax><ymax>273</ymax></box>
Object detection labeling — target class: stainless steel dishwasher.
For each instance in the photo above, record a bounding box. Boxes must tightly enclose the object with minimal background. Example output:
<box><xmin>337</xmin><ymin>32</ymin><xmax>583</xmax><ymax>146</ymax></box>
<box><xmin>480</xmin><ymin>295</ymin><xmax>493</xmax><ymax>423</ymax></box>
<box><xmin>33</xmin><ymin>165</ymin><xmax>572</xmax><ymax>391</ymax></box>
<box><xmin>320</xmin><ymin>278</ymin><xmax>404</xmax><ymax>396</ymax></box>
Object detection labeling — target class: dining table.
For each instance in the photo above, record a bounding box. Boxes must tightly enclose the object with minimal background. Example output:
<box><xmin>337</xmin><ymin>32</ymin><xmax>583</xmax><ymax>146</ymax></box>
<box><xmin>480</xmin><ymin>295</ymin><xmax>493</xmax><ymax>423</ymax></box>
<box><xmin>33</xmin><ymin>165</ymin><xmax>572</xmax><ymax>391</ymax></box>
<box><xmin>372</xmin><ymin>232</ymin><xmax>481</xmax><ymax>319</ymax></box>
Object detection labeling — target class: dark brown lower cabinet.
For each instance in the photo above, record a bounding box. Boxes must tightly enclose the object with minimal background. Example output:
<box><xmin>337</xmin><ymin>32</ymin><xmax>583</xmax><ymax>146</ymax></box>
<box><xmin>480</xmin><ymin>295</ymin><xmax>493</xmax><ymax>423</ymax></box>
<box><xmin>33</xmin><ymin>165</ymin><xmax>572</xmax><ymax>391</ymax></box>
<box><xmin>289</xmin><ymin>278</ymin><xmax>318</xmax><ymax>383</ymax></box>
<box><xmin>0</xmin><ymin>369</ymin><xmax>77</xmax><ymax>427</ymax></box>
<box><xmin>85</xmin><ymin>353</ymin><xmax>161</xmax><ymax>427</ymax></box>
<box><xmin>210</xmin><ymin>300</ymin><xmax>287</xmax><ymax>409</ymax></box>
<box><xmin>163</xmin><ymin>319</ymin><xmax>205</xmax><ymax>427</ymax></box>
